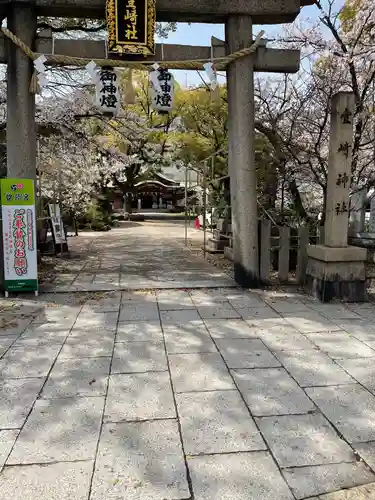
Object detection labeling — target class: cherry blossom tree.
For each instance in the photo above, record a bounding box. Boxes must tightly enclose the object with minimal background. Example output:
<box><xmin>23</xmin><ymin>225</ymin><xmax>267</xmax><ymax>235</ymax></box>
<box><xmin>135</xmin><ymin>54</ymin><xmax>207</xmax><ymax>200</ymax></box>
<box><xmin>253</xmin><ymin>0</ymin><xmax>375</xmax><ymax>222</ymax></box>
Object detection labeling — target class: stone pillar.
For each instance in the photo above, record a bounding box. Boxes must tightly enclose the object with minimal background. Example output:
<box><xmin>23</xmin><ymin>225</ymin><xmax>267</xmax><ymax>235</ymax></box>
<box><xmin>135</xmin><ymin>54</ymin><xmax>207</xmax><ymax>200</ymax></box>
<box><xmin>305</xmin><ymin>92</ymin><xmax>367</xmax><ymax>302</ymax></box>
<box><xmin>324</xmin><ymin>92</ymin><xmax>354</xmax><ymax>248</ymax></box>
<box><xmin>0</xmin><ymin>3</ymin><xmax>36</xmax><ymax>290</ymax></box>
<box><xmin>225</xmin><ymin>16</ymin><xmax>259</xmax><ymax>287</ymax></box>
<box><xmin>6</xmin><ymin>3</ymin><xmax>37</xmax><ymax>179</ymax></box>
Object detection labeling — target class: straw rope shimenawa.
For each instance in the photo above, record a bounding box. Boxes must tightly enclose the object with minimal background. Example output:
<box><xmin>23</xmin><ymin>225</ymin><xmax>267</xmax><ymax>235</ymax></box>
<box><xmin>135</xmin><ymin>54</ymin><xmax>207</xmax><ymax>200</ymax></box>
<box><xmin>1</xmin><ymin>26</ymin><xmax>265</xmax><ymax>91</ymax></box>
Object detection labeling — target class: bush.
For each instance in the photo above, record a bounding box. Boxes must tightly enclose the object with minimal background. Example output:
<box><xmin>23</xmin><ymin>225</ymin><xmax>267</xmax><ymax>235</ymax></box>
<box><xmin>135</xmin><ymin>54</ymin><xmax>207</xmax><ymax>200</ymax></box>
<box><xmin>78</xmin><ymin>201</ymin><xmax>113</xmax><ymax>231</ymax></box>
<box><xmin>91</xmin><ymin>221</ymin><xmax>111</xmax><ymax>231</ymax></box>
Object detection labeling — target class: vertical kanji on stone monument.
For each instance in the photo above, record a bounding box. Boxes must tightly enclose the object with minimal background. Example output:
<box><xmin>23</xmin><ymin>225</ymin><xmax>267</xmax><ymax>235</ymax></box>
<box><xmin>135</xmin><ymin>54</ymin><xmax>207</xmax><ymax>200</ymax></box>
<box><xmin>324</xmin><ymin>93</ymin><xmax>355</xmax><ymax>248</ymax></box>
<box><xmin>106</xmin><ymin>0</ymin><xmax>156</xmax><ymax>56</ymax></box>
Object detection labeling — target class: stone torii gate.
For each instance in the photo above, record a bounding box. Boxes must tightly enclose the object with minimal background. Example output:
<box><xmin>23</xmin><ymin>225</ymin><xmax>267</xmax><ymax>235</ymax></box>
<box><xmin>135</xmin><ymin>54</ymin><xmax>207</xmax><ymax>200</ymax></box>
<box><xmin>0</xmin><ymin>0</ymin><xmax>312</xmax><ymax>287</ymax></box>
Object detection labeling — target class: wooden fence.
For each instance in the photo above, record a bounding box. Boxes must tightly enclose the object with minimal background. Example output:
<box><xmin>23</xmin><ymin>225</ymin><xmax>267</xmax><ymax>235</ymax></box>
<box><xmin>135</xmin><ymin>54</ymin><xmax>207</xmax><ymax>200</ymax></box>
<box><xmin>221</xmin><ymin>220</ymin><xmax>325</xmax><ymax>285</ymax></box>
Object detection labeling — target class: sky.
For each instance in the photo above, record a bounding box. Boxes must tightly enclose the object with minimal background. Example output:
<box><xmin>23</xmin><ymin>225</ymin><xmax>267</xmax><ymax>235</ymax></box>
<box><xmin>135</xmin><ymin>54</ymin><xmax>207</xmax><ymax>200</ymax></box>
<box><xmin>156</xmin><ymin>2</ymin><xmax>321</xmax><ymax>87</ymax></box>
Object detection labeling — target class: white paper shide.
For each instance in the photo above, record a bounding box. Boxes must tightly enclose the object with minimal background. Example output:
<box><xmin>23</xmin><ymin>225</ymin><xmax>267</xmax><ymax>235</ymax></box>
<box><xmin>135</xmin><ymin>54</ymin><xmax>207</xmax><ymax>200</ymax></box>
<box><xmin>149</xmin><ymin>67</ymin><xmax>174</xmax><ymax>113</ymax></box>
<box><xmin>95</xmin><ymin>67</ymin><xmax>120</xmax><ymax>116</ymax></box>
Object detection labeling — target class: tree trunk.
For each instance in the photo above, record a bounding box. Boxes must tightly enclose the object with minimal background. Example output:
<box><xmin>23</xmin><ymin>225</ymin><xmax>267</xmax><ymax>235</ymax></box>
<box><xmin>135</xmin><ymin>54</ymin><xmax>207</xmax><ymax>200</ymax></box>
<box><xmin>263</xmin><ymin>166</ymin><xmax>278</xmax><ymax>210</ymax></box>
<box><xmin>125</xmin><ymin>193</ymin><xmax>133</xmax><ymax>215</ymax></box>
<box><xmin>320</xmin><ymin>187</ymin><xmax>327</xmax><ymax>226</ymax></box>
<box><xmin>287</xmin><ymin>178</ymin><xmax>309</xmax><ymax>221</ymax></box>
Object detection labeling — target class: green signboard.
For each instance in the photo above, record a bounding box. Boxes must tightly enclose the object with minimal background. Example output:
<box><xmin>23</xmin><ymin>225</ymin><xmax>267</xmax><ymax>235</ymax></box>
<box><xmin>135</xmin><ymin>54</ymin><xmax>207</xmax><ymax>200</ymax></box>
<box><xmin>1</xmin><ymin>179</ymin><xmax>38</xmax><ymax>294</ymax></box>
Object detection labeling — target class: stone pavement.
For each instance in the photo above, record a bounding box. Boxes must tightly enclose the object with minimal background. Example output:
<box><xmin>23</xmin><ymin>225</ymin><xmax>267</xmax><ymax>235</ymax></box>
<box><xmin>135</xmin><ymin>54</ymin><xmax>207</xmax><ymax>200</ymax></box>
<box><xmin>2</xmin><ymin>287</ymin><xmax>375</xmax><ymax>499</ymax></box>
<box><xmin>41</xmin><ymin>222</ymin><xmax>233</xmax><ymax>292</ymax></box>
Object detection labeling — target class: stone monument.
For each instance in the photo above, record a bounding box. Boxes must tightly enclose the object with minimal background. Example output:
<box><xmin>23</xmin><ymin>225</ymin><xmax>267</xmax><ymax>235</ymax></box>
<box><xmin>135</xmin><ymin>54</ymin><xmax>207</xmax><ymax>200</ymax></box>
<box><xmin>305</xmin><ymin>92</ymin><xmax>367</xmax><ymax>302</ymax></box>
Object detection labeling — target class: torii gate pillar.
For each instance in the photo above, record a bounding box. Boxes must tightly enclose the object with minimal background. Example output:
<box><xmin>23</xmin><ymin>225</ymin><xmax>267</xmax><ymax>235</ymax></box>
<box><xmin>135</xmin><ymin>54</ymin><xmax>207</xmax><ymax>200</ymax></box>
<box><xmin>226</xmin><ymin>16</ymin><xmax>259</xmax><ymax>287</ymax></box>
<box><xmin>6</xmin><ymin>1</ymin><xmax>36</xmax><ymax>179</ymax></box>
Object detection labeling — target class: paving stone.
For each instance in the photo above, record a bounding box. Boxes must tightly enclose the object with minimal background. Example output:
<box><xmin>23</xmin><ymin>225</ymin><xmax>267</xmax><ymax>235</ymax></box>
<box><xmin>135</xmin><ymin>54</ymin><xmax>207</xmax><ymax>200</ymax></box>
<box><xmin>275</xmin><ymin>350</ymin><xmax>355</xmax><ymax>387</ymax></box>
<box><xmin>306</xmin><ymin>384</ymin><xmax>375</xmax><ymax>443</ymax></box>
<box><xmin>0</xmin><ymin>336</ymin><xmax>16</xmax><ymax>356</ymax></box>
<box><xmin>0</xmin><ymin>429</ymin><xmax>18</xmax><ymax>468</ymax></box>
<box><xmin>121</xmin><ymin>291</ymin><xmax>157</xmax><ymax>304</ymax></box>
<box><xmin>0</xmin><ymin>319</ymin><xmax>31</xmax><ymax>337</ymax></box>
<box><xmin>232</xmin><ymin>368</ymin><xmax>315</xmax><ymax>416</ymax></box>
<box><xmin>41</xmin><ymin>357</ymin><xmax>110</xmax><ymax>398</ymax></box>
<box><xmin>118</xmin><ymin>304</ymin><xmax>159</xmax><ymax>322</ymax></box>
<box><xmin>355</xmin><ymin>442</ymin><xmax>375</xmax><ymax>471</ymax></box>
<box><xmin>160</xmin><ymin>309</ymin><xmax>201</xmax><ymax>324</ymax></box>
<box><xmin>13</xmin><ymin>323</ymin><xmax>70</xmax><ymax>346</ymax></box>
<box><xmin>256</xmin><ymin>328</ymin><xmax>315</xmax><ymax>351</ymax></box>
<box><xmin>176</xmin><ymin>390</ymin><xmax>265</xmax><ymax>455</ymax></box>
<box><xmin>75</xmin><ymin>312</ymin><xmax>119</xmax><ymax>329</ymax></box>
<box><xmin>196</xmin><ymin>304</ymin><xmax>240</xmax><ymax>319</ymax></box>
<box><xmin>0</xmin><ymin>344</ymin><xmax>62</xmax><ymax>378</ymax></box>
<box><xmin>163</xmin><ymin>323</ymin><xmax>217</xmax><ymax>353</ymax></box>
<box><xmin>32</xmin><ymin>307</ymin><xmax>80</xmax><ymax>325</ymax></box>
<box><xmin>190</xmin><ymin>289</ymin><xmax>228</xmax><ymax>306</ymax></box>
<box><xmin>157</xmin><ymin>290</ymin><xmax>195</xmax><ymax>310</ymax></box>
<box><xmin>80</xmin><ymin>303</ymin><xmax>120</xmax><ymax>314</ymax></box>
<box><xmin>306</xmin><ymin>331</ymin><xmax>375</xmax><ymax>359</ymax></box>
<box><xmin>188</xmin><ymin>451</ymin><xmax>294</xmax><ymax>500</ymax></box>
<box><xmin>116</xmin><ymin>321</ymin><xmax>163</xmax><ymax>342</ymax></box>
<box><xmin>8</xmin><ymin>396</ymin><xmax>104</xmax><ymax>464</ymax></box>
<box><xmin>83</xmin><ymin>291</ymin><xmax>121</xmax><ymax>312</ymax></box>
<box><xmin>204</xmin><ymin>319</ymin><xmax>258</xmax><ymax>339</ymax></box>
<box><xmin>104</xmin><ymin>372</ymin><xmax>175</xmax><ymax>422</ymax></box>
<box><xmin>263</xmin><ymin>298</ymin><xmax>313</xmax><ymax>314</ymax></box>
<box><xmin>111</xmin><ymin>341</ymin><xmax>167</xmax><ymax>373</ymax></box>
<box><xmin>309</xmin><ymin>304</ymin><xmax>361</xmax><ymax>320</ymax></box>
<box><xmin>336</xmin><ymin>358</ymin><xmax>375</xmax><ymax>394</ymax></box>
<box><xmin>235</xmin><ymin>306</ymin><xmax>281</xmax><ymax>320</ymax></box>
<box><xmin>226</xmin><ymin>292</ymin><xmax>269</xmax><ymax>309</ymax></box>
<box><xmin>257</xmin><ymin>413</ymin><xmax>354</xmax><ymax>467</ymax></box>
<box><xmin>318</xmin><ymin>483</ymin><xmax>375</xmax><ymax>499</ymax></box>
<box><xmin>245</xmin><ymin>317</ymin><xmax>292</xmax><ymax>331</ymax></box>
<box><xmin>169</xmin><ymin>352</ymin><xmax>235</xmax><ymax>392</ymax></box>
<box><xmin>0</xmin><ymin>378</ymin><xmax>44</xmax><ymax>428</ymax></box>
<box><xmin>90</xmin><ymin>420</ymin><xmax>189</xmax><ymax>500</ymax></box>
<box><xmin>283</xmin><ymin>463</ymin><xmax>375</xmax><ymax>499</ymax></box>
<box><xmin>68</xmin><ymin>323</ymin><xmax>117</xmax><ymax>336</ymax></box>
<box><xmin>337</xmin><ymin>320</ymin><xmax>375</xmax><ymax>348</ymax></box>
<box><xmin>283</xmin><ymin>312</ymin><xmax>342</xmax><ymax>333</ymax></box>
<box><xmin>0</xmin><ymin>461</ymin><xmax>93</xmax><ymax>500</ymax></box>
<box><xmin>347</xmin><ymin>303</ymin><xmax>375</xmax><ymax>315</ymax></box>
<box><xmin>216</xmin><ymin>338</ymin><xmax>281</xmax><ymax>369</ymax></box>
<box><xmin>58</xmin><ymin>335</ymin><xmax>114</xmax><ymax>359</ymax></box>
<box><xmin>92</xmin><ymin>274</ymin><xmax>119</xmax><ymax>286</ymax></box>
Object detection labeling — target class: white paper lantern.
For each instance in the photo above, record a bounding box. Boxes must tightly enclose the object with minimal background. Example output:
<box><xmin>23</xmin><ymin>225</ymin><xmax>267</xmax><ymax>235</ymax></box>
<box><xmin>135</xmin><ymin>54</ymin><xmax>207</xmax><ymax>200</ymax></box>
<box><xmin>149</xmin><ymin>68</ymin><xmax>174</xmax><ymax>113</ymax></box>
<box><xmin>95</xmin><ymin>67</ymin><xmax>120</xmax><ymax>116</ymax></box>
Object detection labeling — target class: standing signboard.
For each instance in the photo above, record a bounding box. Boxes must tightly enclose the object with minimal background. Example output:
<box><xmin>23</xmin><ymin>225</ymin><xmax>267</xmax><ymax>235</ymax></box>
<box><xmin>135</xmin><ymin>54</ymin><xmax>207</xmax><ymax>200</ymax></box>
<box><xmin>1</xmin><ymin>178</ymin><xmax>38</xmax><ymax>295</ymax></box>
<box><xmin>48</xmin><ymin>203</ymin><xmax>68</xmax><ymax>253</ymax></box>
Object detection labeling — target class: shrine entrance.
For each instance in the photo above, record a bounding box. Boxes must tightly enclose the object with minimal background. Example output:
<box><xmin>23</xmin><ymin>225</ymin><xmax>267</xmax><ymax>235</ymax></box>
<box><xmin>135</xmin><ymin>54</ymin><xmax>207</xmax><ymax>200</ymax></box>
<box><xmin>0</xmin><ymin>0</ymin><xmax>313</xmax><ymax>291</ymax></box>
